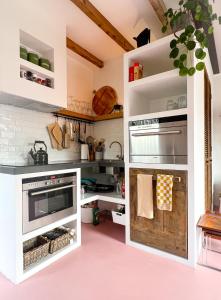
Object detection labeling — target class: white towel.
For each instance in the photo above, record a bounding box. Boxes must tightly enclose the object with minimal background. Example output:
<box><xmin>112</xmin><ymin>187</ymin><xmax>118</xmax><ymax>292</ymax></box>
<box><xmin>137</xmin><ymin>174</ymin><xmax>154</xmax><ymax>219</ymax></box>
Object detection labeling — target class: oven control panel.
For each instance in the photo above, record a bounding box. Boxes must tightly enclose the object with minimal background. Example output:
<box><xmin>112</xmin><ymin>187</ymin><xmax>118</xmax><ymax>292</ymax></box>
<box><xmin>22</xmin><ymin>173</ymin><xmax>77</xmax><ymax>191</ymax></box>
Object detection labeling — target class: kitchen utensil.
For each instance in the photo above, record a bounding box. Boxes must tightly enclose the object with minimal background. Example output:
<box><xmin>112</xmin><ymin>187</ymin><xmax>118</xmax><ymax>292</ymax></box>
<box><xmin>78</xmin><ymin>122</ymin><xmax>85</xmax><ymax>144</ymax></box>
<box><xmin>29</xmin><ymin>141</ymin><xmax>48</xmax><ymax>165</ymax></box>
<box><xmin>92</xmin><ymin>86</ymin><xmax>117</xmax><ymax>115</ymax></box>
<box><xmin>86</xmin><ymin>136</ymin><xmax>94</xmax><ymax>144</ymax></box>
<box><xmin>52</xmin><ymin>122</ymin><xmax>63</xmax><ymax>150</ymax></box>
<box><xmin>64</xmin><ymin>121</ymin><xmax>71</xmax><ymax>149</ymax></box>
<box><xmin>70</xmin><ymin>121</ymin><xmax>74</xmax><ymax>141</ymax></box>
<box><xmin>47</xmin><ymin>123</ymin><xmax>59</xmax><ymax>149</ymax></box>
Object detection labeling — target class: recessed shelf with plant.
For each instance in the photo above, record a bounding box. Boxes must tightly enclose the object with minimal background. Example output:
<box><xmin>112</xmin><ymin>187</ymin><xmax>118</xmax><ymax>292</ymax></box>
<box><xmin>162</xmin><ymin>0</ymin><xmax>221</xmax><ymax>76</ymax></box>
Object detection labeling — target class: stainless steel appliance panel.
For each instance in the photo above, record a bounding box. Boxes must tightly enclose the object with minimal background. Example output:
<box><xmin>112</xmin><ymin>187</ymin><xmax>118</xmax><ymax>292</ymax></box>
<box><xmin>129</xmin><ymin>115</ymin><xmax>187</xmax><ymax>164</ymax></box>
<box><xmin>22</xmin><ymin>173</ymin><xmax>77</xmax><ymax>234</ymax></box>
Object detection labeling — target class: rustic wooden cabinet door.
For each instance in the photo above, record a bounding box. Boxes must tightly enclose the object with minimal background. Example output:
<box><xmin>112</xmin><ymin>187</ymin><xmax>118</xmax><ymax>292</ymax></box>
<box><xmin>130</xmin><ymin>169</ymin><xmax>188</xmax><ymax>258</ymax></box>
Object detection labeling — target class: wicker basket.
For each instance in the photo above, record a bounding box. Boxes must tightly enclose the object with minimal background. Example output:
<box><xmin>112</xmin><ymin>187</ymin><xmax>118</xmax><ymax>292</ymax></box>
<box><xmin>43</xmin><ymin>228</ymin><xmax>71</xmax><ymax>254</ymax></box>
<box><xmin>23</xmin><ymin>236</ymin><xmax>50</xmax><ymax>270</ymax></box>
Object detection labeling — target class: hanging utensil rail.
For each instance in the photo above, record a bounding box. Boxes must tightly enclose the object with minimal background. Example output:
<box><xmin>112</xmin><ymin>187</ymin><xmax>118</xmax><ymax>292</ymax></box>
<box><xmin>53</xmin><ymin>112</ymin><xmax>94</xmax><ymax>124</ymax></box>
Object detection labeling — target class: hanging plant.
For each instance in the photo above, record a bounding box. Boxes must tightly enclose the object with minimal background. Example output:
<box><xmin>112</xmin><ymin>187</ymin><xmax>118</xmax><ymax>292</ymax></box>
<box><xmin>162</xmin><ymin>0</ymin><xmax>221</xmax><ymax>76</ymax></box>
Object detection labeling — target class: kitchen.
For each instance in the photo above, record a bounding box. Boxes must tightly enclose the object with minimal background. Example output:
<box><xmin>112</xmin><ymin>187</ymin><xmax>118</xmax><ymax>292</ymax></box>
<box><xmin>1</xmin><ymin>0</ymin><xmax>221</xmax><ymax>299</ymax></box>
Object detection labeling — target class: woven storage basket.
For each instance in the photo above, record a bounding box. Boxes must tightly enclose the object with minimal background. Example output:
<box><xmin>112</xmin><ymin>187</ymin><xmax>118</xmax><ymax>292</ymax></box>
<box><xmin>44</xmin><ymin>228</ymin><xmax>71</xmax><ymax>254</ymax></box>
<box><xmin>23</xmin><ymin>236</ymin><xmax>50</xmax><ymax>270</ymax></box>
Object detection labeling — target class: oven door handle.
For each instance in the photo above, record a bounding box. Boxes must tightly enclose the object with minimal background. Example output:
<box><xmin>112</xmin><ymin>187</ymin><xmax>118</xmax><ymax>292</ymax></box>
<box><xmin>30</xmin><ymin>184</ymin><xmax>77</xmax><ymax>196</ymax></box>
<box><xmin>132</xmin><ymin>130</ymin><xmax>182</xmax><ymax>137</ymax></box>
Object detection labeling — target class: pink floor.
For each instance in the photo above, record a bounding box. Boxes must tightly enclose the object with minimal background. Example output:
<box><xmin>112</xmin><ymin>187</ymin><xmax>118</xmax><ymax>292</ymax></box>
<box><xmin>0</xmin><ymin>221</ymin><xmax>221</xmax><ymax>300</ymax></box>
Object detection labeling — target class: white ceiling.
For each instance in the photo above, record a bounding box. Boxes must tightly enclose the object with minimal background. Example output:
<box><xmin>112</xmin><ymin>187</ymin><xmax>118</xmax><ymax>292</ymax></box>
<box><xmin>58</xmin><ymin>0</ymin><xmax>221</xmax><ymax>72</ymax></box>
<box><xmin>63</xmin><ymin>0</ymin><xmax>165</xmax><ymax>61</ymax></box>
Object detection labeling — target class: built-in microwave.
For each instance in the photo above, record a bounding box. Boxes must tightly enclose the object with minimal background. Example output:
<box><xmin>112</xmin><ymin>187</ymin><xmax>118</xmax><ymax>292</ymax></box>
<box><xmin>22</xmin><ymin>173</ymin><xmax>77</xmax><ymax>234</ymax></box>
<box><xmin>129</xmin><ymin>115</ymin><xmax>187</xmax><ymax>164</ymax></box>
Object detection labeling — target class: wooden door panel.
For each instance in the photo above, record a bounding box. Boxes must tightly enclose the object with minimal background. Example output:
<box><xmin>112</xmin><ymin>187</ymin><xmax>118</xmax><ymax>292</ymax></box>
<box><xmin>130</xmin><ymin>169</ymin><xmax>188</xmax><ymax>258</ymax></box>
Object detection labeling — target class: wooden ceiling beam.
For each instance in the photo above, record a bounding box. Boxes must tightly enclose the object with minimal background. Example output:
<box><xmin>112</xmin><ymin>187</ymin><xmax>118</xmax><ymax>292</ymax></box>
<box><xmin>149</xmin><ymin>0</ymin><xmax>172</xmax><ymax>34</ymax></box>
<box><xmin>70</xmin><ymin>0</ymin><xmax>134</xmax><ymax>52</ymax></box>
<box><xmin>149</xmin><ymin>0</ymin><xmax>167</xmax><ymax>25</ymax></box>
<box><xmin>66</xmin><ymin>37</ymin><xmax>104</xmax><ymax>68</ymax></box>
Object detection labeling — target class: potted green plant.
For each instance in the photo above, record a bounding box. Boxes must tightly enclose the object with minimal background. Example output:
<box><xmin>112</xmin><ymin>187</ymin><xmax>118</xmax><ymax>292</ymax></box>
<box><xmin>162</xmin><ymin>0</ymin><xmax>221</xmax><ymax>76</ymax></box>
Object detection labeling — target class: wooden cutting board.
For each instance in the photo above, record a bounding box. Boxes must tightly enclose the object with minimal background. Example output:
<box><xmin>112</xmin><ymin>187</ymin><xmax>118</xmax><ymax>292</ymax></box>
<box><xmin>92</xmin><ymin>86</ymin><xmax>117</xmax><ymax>116</ymax></box>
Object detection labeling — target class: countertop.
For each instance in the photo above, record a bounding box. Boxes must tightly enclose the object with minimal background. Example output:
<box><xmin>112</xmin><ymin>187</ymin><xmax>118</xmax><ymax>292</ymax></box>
<box><xmin>0</xmin><ymin>159</ymin><xmax>124</xmax><ymax>175</ymax></box>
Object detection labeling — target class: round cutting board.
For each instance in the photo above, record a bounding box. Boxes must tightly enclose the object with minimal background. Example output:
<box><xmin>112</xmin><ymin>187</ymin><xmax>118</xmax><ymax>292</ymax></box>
<box><xmin>92</xmin><ymin>86</ymin><xmax>117</xmax><ymax>115</ymax></box>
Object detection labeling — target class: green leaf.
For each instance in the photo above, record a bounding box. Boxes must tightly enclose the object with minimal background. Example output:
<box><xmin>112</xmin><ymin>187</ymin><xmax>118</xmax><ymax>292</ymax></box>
<box><xmin>212</xmin><ymin>13</ymin><xmax>217</xmax><ymax>20</ymax></box>
<box><xmin>208</xmin><ymin>4</ymin><xmax>213</xmax><ymax>15</ymax></box>
<box><xmin>184</xmin><ymin>1</ymin><xmax>195</xmax><ymax>10</ymax></box>
<box><xmin>174</xmin><ymin>60</ymin><xmax>180</xmax><ymax>68</ymax></box>
<box><xmin>179</xmin><ymin>67</ymin><xmax>188</xmax><ymax>76</ymax></box>
<box><xmin>170</xmin><ymin>39</ymin><xmax>177</xmax><ymax>49</ymax></box>
<box><xmin>195</xmin><ymin>12</ymin><xmax>202</xmax><ymax>21</ymax></box>
<box><xmin>202</xmin><ymin>37</ymin><xmax>209</xmax><ymax>48</ymax></box>
<box><xmin>188</xmin><ymin>67</ymin><xmax>196</xmax><ymax>76</ymax></box>
<box><xmin>196</xmin><ymin>62</ymin><xmax>205</xmax><ymax>71</ymax></box>
<box><xmin>219</xmin><ymin>16</ymin><xmax>221</xmax><ymax>24</ymax></box>
<box><xmin>162</xmin><ymin>25</ymin><xmax>167</xmax><ymax>33</ymax></box>
<box><xmin>170</xmin><ymin>47</ymin><xmax>179</xmax><ymax>59</ymax></box>
<box><xmin>195</xmin><ymin>48</ymin><xmax>204</xmax><ymax>59</ymax></box>
<box><xmin>208</xmin><ymin>25</ymin><xmax>214</xmax><ymax>35</ymax></box>
<box><xmin>180</xmin><ymin>54</ymin><xmax>187</xmax><ymax>62</ymax></box>
<box><xmin>187</xmin><ymin>40</ymin><xmax>196</xmax><ymax>50</ymax></box>
<box><xmin>185</xmin><ymin>25</ymin><xmax>195</xmax><ymax>35</ymax></box>
<box><xmin>196</xmin><ymin>4</ymin><xmax>202</xmax><ymax>13</ymax></box>
<box><xmin>196</xmin><ymin>32</ymin><xmax>205</xmax><ymax>43</ymax></box>
<box><xmin>179</xmin><ymin>32</ymin><xmax>187</xmax><ymax>43</ymax></box>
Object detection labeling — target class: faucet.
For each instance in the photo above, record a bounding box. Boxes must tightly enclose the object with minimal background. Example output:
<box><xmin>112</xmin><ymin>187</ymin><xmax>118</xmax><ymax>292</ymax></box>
<box><xmin>109</xmin><ymin>141</ymin><xmax>123</xmax><ymax>160</ymax></box>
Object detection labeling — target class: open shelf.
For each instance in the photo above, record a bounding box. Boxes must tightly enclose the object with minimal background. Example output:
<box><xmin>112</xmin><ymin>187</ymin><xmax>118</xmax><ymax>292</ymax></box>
<box><xmin>20</xmin><ymin>58</ymin><xmax>54</xmax><ymax>78</ymax></box>
<box><xmin>127</xmin><ymin>163</ymin><xmax>188</xmax><ymax>171</ymax></box>
<box><xmin>125</xmin><ymin>35</ymin><xmax>174</xmax><ymax>79</ymax></box>
<box><xmin>81</xmin><ymin>192</ymin><xmax>125</xmax><ymax>206</ymax></box>
<box><xmin>22</xmin><ymin>213</ymin><xmax>78</xmax><ymax>242</ymax></box>
<box><xmin>128</xmin><ymin>108</ymin><xmax>188</xmax><ymax>122</ymax></box>
<box><xmin>22</xmin><ymin>219</ymin><xmax>79</xmax><ymax>280</ymax></box>
<box><xmin>20</xmin><ymin>30</ymin><xmax>54</xmax><ymax>71</ymax></box>
<box><xmin>22</xmin><ymin>240</ymin><xmax>79</xmax><ymax>281</ymax></box>
<box><xmin>127</xmin><ymin>70</ymin><xmax>187</xmax><ymax>117</ymax></box>
<box><xmin>54</xmin><ymin>109</ymin><xmax>123</xmax><ymax>123</ymax></box>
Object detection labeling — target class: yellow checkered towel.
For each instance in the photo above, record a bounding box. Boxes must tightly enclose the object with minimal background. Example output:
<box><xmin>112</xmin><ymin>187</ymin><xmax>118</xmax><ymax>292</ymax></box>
<box><xmin>156</xmin><ymin>174</ymin><xmax>174</xmax><ymax>211</ymax></box>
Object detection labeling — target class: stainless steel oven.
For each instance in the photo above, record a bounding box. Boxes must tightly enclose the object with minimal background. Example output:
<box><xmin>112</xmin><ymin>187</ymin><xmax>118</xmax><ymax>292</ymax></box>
<box><xmin>129</xmin><ymin>115</ymin><xmax>187</xmax><ymax>164</ymax></box>
<box><xmin>22</xmin><ymin>173</ymin><xmax>77</xmax><ymax>234</ymax></box>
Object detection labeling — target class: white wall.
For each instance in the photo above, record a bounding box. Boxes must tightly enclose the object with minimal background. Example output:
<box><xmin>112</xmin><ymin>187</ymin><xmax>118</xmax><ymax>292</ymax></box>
<box><xmin>0</xmin><ymin>53</ymin><xmax>124</xmax><ymax>164</ymax></box>
<box><xmin>213</xmin><ymin>74</ymin><xmax>221</xmax><ymax>207</ymax></box>
<box><xmin>93</xmin><ymin>56</ymin><xmax>124</xmax><ymax>104</ymax></box>
<box><xmin>67</xmin><ymin>50</ymin><xmax>94</xmax><ymax>105</ymax></box>
<box><xmin>93</xmin><ymin>119</ymin><xmax>124</xmax><ymax>159</ymax></box>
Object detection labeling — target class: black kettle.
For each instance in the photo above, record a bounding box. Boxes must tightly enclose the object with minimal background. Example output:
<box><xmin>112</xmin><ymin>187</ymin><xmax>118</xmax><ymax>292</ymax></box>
<box><xmin>133</xmin><ymin>28</ymin><xmax>151</xmax><ymax>48</ymax></box>
<box><xmin>29</xmin><ymin>141</ymin><xmax>48</xmax><ymax>165</ymax></box>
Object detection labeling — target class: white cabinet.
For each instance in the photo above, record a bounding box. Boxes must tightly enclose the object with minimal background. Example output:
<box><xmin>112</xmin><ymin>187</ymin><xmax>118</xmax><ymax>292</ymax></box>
<box><xmin>0</xmin><ymin>0</ymin><xmax>67</xmax><ymax>111</ymax></box>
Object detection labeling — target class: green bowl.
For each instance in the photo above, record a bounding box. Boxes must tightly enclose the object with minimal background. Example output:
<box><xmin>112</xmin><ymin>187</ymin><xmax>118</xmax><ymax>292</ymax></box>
<box><xmin>28</xmin><ymin>52</ymin><xmax>39</xmax><ymax>65</ymax></box>
<box><xmin>20</xmin><ymin>47</ymin><xmax>28</xmax><ymax>60</ymax></box>
<box><xmin>39</xmin><ymin>58</ymin><xmax>51</xmax><ymax>70</ymax></box>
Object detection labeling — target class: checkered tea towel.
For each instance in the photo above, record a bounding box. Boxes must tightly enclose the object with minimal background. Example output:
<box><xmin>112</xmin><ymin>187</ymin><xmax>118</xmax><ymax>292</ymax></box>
<box><xmin>156</xmin><ymin>174</ymin><xmax>174</xmax><ymax>211</ymax></box>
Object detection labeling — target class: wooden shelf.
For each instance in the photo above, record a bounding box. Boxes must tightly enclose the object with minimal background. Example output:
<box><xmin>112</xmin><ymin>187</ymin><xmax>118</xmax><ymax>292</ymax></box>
<box><xmin>55</xmin><ymin>109</ymin><xmax>123</xmax><ymax>122</ymax></box>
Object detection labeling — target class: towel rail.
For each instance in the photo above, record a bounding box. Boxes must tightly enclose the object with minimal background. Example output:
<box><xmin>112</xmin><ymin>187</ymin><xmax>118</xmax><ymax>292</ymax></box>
<box><xmin>131</xmin><ymin>174</ymin><xmax>182</xmax><ymax>183</ymax></box>
<box><xmin>152</xmin><ymin>175</ymin><xmax>181</xmax><ymax>183</ymax></box>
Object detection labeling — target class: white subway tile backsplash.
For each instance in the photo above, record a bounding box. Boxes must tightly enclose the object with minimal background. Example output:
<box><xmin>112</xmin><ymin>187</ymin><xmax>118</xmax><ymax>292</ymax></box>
<box><xmin>0</xmin><ymin>103</ymin><xmax>124</xmax><ymax>165</ymax></box>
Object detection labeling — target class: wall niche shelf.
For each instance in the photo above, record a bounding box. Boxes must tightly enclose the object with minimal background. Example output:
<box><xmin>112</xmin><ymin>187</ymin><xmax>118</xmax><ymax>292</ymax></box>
<box><xmin>54</xmin><ymin>109</ymin><xmax>123</xmax><ymax>123</ymax></box>
<box><xmin>19</xmin><ymin>30</ymin><xmax>55</xmax><ymax>89</ymax></box>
